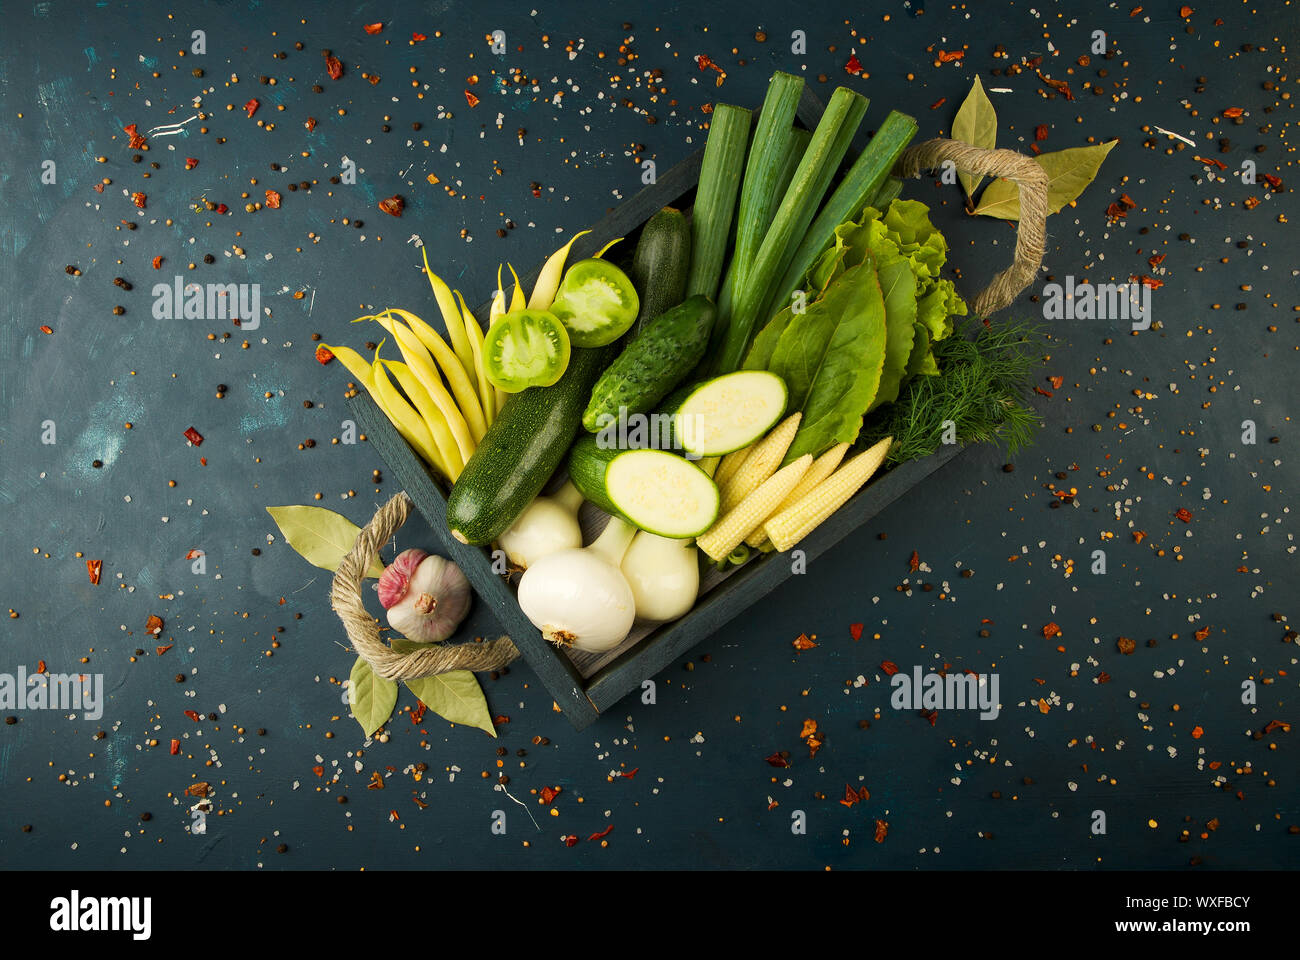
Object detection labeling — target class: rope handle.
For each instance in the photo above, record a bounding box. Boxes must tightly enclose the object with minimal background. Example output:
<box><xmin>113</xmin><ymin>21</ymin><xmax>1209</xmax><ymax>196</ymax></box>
<box><xmin>893</xmin><ymin>138</ymin><xmax>1050</xmax><ymax>317</ymax></box>
<box><xmin>330</xmin><ymin>491</ymin><xmax>519</xmax><ymax>680</ymax></box>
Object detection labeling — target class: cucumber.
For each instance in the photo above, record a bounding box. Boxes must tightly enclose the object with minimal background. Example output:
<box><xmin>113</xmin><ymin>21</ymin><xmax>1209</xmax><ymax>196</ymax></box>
<box><xmin>670</xmin><ymin>370</ymin><xmax>788</xmax><ymax>457</ymax></box>
<box><xmin>631</xmin><ymin>208</ymin><xmax>691</xmax><ymax>334</ymax></box>
<box><xmin>568</xmin><ymin>436</ymin><xmax>719</xmax><ymax>538</ymax></box>
<box><xmin>582</xmin><ymin>295</ymin><xmax>716</xmax><ymax>434</ymax></box>
<box><xmin>446</xmin><ymin>345</ymin><xmax>615</xmax><ymax>545</ymax></box>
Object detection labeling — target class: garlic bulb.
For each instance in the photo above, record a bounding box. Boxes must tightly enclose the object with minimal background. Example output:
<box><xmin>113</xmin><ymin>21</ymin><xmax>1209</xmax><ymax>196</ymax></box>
<box><xmin>377</xmin><ymin>548</ymin><xmax>471</xmax><ymax>643</ymax></box>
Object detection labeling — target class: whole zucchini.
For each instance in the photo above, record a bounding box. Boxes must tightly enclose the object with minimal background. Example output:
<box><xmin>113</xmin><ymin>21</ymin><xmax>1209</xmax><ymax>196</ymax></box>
<box><xmin>582</xmin><ymin>295</ymin><xmax>716</xmax><ymax>433</ymax></box>
<box><xmin>446</xmin><ymin>345</ymin><xmax>614</xmax><ymax>545</ymax></box>
<box><xmin>630</xmin><ymin>207</ymin><xmax>691</xmax><ymax>333</ymax></box>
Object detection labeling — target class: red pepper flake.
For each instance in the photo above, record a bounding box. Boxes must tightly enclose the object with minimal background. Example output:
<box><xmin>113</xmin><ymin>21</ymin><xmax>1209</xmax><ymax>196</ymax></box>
<box><xmin>1148</xmin><ymin>253</ymin><xmax>1166</xmax><ymax>269</ymax></box>
<box><xmin>152</xmin><ymin>255</ymin><xmax>163</xmax><ymax>269</ymax></box>
<box><xmin>1029</xmin><ymin>143</ymin><xmax>1042</xmax><ymax>156</ymax></box>
<box><xmin>184</xmin><ymin>549</ymin><xmax>202</xmax><ymax>560</ymax></box>
<box><xmin>1035</xmin><ymin>124</ymin><xmax>1049</xmax><ymax>141</ymax></box>
<box><xmin>40</xmin><ymin>325</ymin><xmax>53</xmax><ymax>335</ymax></box>
<box><xmin>937</xmin><ymin>49</ymin><xmax>965</xmax><ymax>63</ymax></box>
<box><xmin>312</xmin><ymin>765</ymin><xmax>324</xmax><ymax>777</ymax></box>
<box><xmin>1222</xmin><ymin>106</ymin><xmax>1244</xmax><ymax>118</ymax></box>
<box><xmin>244</xmin><ymin>98</ymin><xmax>260</xmax><ymax>118</ymax></box>
<box><xmin>563</xmin><ymin>834</ymin><xmax>579</xmax><ymax>847</ymax></box>
<box><xmin>184</xmin><ymin>157</ymin><xmax>198</xmax><ymax>170</ymax></box>
<box><xmin>93</xmin><ymin>183</ymin><xmax>105</xmax><ymax>194</ymax></box>
<box><xmin>1193</xmin><ymin>155</ymin><xmax>1228</xmax><ymax>170</ymax></box>
<box><xmin>1191</xmin><ymin>725</ymin><xmax>1204</xmax><ymax>739</ymax></box>
<box><xmin>764</xmin><ymin>752</ymin><xmax>790</xmax><ymax>768</ymax></box>
<box><xmin>1131</xmin><ymin>273</ymin><xmax>1164</xmax><ymax>290</ymax></box>
<box><xmin>363</xmin><ymin>22</ymin><xmax>383</xmax><ymax>34</ymax></box>
<box><xmin>86</xmin><ymin>559</ymin><xmax>102</xmax><ymax>585</ymax></box>
<box><xmin>199</xmin><ymin>457</ymin><xmax>207</xmax><ymax>466</ymax></box>
<box><xmin>696</xmin><ymin>53</ymin><xmax>714</xmax><ymax>70</ymax></box>
<box><xmin>619</xmin><ymin>767</ymin><xmax>639</xmax><ymax>779</ymax></box>
<box><xmin>923</xmin><ymin>708</ymin><xmax>938</xmax><ymax>726</ymax></box>
<box><xmin>378</xmin><ymin>195</ymin><xmax>404</xmax><ymax>217</ymax></box>
<box><xmin>1042</xmin><ymin>622</ymin><xmax>1062</xmax><ymax>639</ymax></box>
<box><xmin>880</xmin><ymin>660</ymin><xmax>899</xmax><ymax>676</ymax></box>
<box><xmin>315</xmin><ymin>344</ymin><xmax>335</xmax><ymax>365</ymax></box>
<box><xmin>1194</xmin><ymin>626</ymin><xmax>1211</xmax><ymax>641</ymax></box>
<box><xmin>1048</xmin><ymin>375</ymin><xmax>1064</xmax><ymax>389</ymax></box>
<box><xmin>1106</xmin><ymin>202</ymin><xmax>1128</xmax><ymax>222</ymax></box>
<box><xmin>131</xmin><ymin>191</ymin><xmax>147</xmax><ymax>209</ymax></box>
<box><xmin>325</xmin><ymin>54</ymin><xmax>343</xmax><ymax>80</ymax></box>
<box><xmin>464</xmin><ymin>89</ymin><xmax>480</xmax><ymax>108</ymax></box>
<box><xmin>849</xmin><ymin>623</ymin><xmax>864</xmax><ymax>641</ymax></box>
<box><xmin>155</xmin><ymin>643</ymin><xmax>173</xmax><ymax>656</ymax></box>
<box><xmin>185</xmin><ymin>782</ymin><xmax>210</xmax><ymax>798</ymax></box>
<box><xmin>492</xmin><ymin>714</ymin><xmax>510</xmax><ymax>726</ymax></box>
<box><xmin>304</xmin><ymin>116</ymin><xmax>317</xmax><ymax>132</ymax></box>
<box><xmin>183</xmin><ymin>427</ymin><xmax>203</xmax><ymax>447</ymax></box>
<box><xmin>215</xmin><ymin>202</ymin><xmax>229</xmax><ymax>215</ymax></box>
<box><xmin>792</xmin><ymin>633</ymin><xmax>817</xmax><ymax>651</ymax></box>
<box><xmin>929</xmin><ymin>97</ymin><xmax>947</xmax><ymax>110</ymax></box>
<box><xmin>1179</xmin><ymin>5</ymin><xmax>1194</xmax><ymax>17</ymax></box>
<box><xmin>145</xmin><ymin>614</ymin><xmax>164</xmax><ymax>635</ymax></box>
<box><xmin>539</xmin><ymin>785</ymin><xmax>561</xmax><ymax>804</ymax></box>
<box><xmin>1036</xmin><ymin>70</ymin><xmax>1075</xmax><ymax>100</ymax></box>
<box><xmin>389</xmin><ymin>809</ymin><xmax>400</xmax><ymax>822</ymax></box>
<box><xmin>169</xmin><ymin>739</ymin><xmax>181</xmax><ymax>755</ymax></box>
<box><xmin>908</xmin><ymin>550</ymin><xmax>920</xmax><ymax>572</ymax></box>
<box><xmin>410</xmin><ymin>701</ymin><xmax>427</xmax><ymax>725</ymax></box>
<box><xmin>1034</xmin><ymin>386</ymin><xmax>1054</xmax><ymax>398</ymax></box>
<box><xmin>1261</xmin><ymin>173</ymin><xmax>1283</xmax><ymax>190</ymax></box>
<box><xmin>123</xmin><ymin>123</ymin><xmax>147</xmax><ymax>149</ymax></box>
<box><xmin>1133</xmin><ymin>530</ymin><xmax>1147</xmax><ymax>544</ymax></box>
<box><xmin>840</xmin><ymin>784</ymin><xmax>860</xmax><ymax>808</ymax></box>
<box><xmin>264</xmin><ymin>189</ymin><xmax>282</xmax><ymax>210</ymax></box>
<box><xmin>587</xmin><ymin>824</ymin><xmax>614</xmax><ymax>842</ymax></box>
<box><xmin>184</xmin><ymin>709</ymin><xmax>201</xmax><ymax>722</ymax></box>
<box><xmin>844</xmin><ymin>53</ymin><xmax>863</xmax><ymax>75</ymax></box>
<box><xmin>1129</xmin><ymin>5</ymin><xmax>1143</xmax><ymax>16</ymax></box>
<box><xmin>368</xmin><ymin>771</ymin><xmax>384</xmax><ymax>790</ymax></box>
<box><xmin>1175</xmin><ymin>508</ymin><xmax>1193</xmax><ymax>522</ymax></box>
<box><xmin>873</xmin><ymin>819</ymin><xmax>889</xmax><ymax>842</ymax></box>
<box><xmin>412</xmin><ymin>32</ymin><xmax>427</xmax><ymax>42</ymax></box>
<box><xmin>1262</xmin><ymin>719</ymin><xmax>1291</xmax><ymax>735</ymax></box>
<box><xmin>799</xmin><ymin>719</ymin><xmax>818</xmax><ymax>739</ymax></box>
<box><xmin>1118</xmin><ymin>193</ymin><xmax>1137</xmax><ymax>210</ymax></box>
<box><xmin>36</xmin><ymin>660</ymin><xmax>46</xmax><ymax>675</ymax></box>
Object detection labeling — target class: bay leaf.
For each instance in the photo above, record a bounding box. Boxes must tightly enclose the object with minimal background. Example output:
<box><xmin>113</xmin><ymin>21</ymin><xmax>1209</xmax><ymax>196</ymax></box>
<box><xmin>951</xmin><ymin>75</ymin><xmax>996</xmax><ymax>200</ymax></box>
<box><xmin>266</xmin><ymin>504</ymin><xmax>385</xmax><ymax>579</ymax></box>
<box><xmin>972</xmin><ymin>140</ymin><xmax>1118</xmax><ymax>221</ymax></box>
<box><xmin>389</xmin><ymin>637</ymin><xmax>430</xmax><ymax>655</ymax></box>
<box><xmin>405</xmin><ymin>671</ymin><xmax>496</xmax><ymax>738</ymax></box>
<box><xmin>348</xmin><ymin>656</ymin><xmax>398</xmax><ymax>738</ymax></box>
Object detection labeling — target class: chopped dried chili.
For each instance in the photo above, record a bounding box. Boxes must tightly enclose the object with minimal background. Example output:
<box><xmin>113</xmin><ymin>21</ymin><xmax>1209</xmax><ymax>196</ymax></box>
<box><xmin>792</xmin><ymin>633</ymin><xmax>817</xmax><ymax>651</ymax></box>
<box><xmin>539</xmin><ymin>785</ymin><xmax>561</xmax><ymax>804</ymax></box>
<box><xmin>587</xmin><ymin>824</ymin><xmax>613</xmax><ymax>841</ymax></box>
<box><xmin>86</xmin><ymin>559</ymin><xmax>102</xmax><ymax>585</ymax></box>
<box><xmin>131</xmin><ymin>192</ymin><xmax>147</xmax><ymax>209</ymax></box>
<box><xmin>764</xmin><ymin>753</ymin><xmax>790</xmax><ymax>768</ymax></box>
<box><xmin>325</xmin><ymin>55</ymin><xmax>343</xmax><ymax>80</ymax></box>
<box><xmin>363</xmin><ymin>22</ymin><xmax>383</xmax><ymax>34</ymax></box>
<box><xmin>315</xmin><ymin>344</ymin><xmax>335</xmax><ymax>365</ymax></box>
<box><xmin>849</xmin><ymin>623</ymin><xmax>863</xmax><ymax>640</ymax></box>
<box><xmin>184</xmin><ymin>710</ymin><xmax>201</xmax><ymax>722</ymax></box>
<box><xmin>464</xmin><ymin>90</ymin><xmax>479</xmax><ymax>108</ymax></box>
<box><xmin>244</xmin><ymin>98</ymin><xmax>260</xmax><ymax>118</ymax></box>
<box><xmin>265</xmin><ymin>189</ymin><xmax>282</xmax><ymax>209</ymax></box>
<box><xmin>880</xmin><ymin>660</ymin><xmax>899</xmax><ymax>676</ymax></box>
<box><xmin>183</xmin><ymin>427</ymin><xmax>203</xmax><ymax>446</ymax></box>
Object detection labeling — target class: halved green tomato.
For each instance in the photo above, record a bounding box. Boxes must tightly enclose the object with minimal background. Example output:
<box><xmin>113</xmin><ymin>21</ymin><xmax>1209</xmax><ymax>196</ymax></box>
<box><xmin>482</xmin><ymin>309</ymin><xmax>572</xmax><ymax>392</ymax></box>
<box><xmin>548</xmin><ymin>258</ymin><xmax>640</xmax><ymax>348</ymax></box>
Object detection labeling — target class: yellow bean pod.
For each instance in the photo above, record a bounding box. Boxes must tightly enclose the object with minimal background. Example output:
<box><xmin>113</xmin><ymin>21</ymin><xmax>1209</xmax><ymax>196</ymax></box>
<box><xmin>420</xmin><ymin>246</ymin><xmax>476</xmax><ymax>380</ymax></box>
<box><xmin>455</xmin><ymin>290</ymin><xmax>495</xmax><ymax>427</ymax></box>
<box><xmin>381</xmin><ymin>359</ymin><xmax>466</xmax><ymax>480</ymax></box>
<box><xmin>528</xmin><ymin>230</ymin><xmax>591</xmax><ymax>309</ymax></box>
<box><xmin>382</xmin><ymin>307</ymin><xmax>487</xmax><ymax>444</ymax></box>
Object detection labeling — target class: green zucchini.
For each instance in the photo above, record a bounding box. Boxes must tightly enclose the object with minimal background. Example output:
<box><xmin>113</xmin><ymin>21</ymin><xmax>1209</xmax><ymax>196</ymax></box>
<box><xmin>670</xmin><ymin>370</ymin><xmax>788</xmax><ymax>457</ymax></box>
<box><xmin>568</xmin><ymin>436</ymin><xmax>720</xmax><ymax>538</ymax></box>
<box><xmin>631</xmin><ymin>208</ymin><xmax>691</xmax><ymax>334</ymax></box>
<box><xmin>582</xmin><ymin>295</ymin><xmax>716</xmax><ymax>434</ymax></box>
<box><xmin>446</xmin><ymin>345</ymin><xmax>615</xmax><ymax>545</ymax></box>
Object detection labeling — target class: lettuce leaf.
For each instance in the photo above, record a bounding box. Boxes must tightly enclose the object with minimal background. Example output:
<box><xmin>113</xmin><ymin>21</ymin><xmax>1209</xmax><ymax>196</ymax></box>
<box><xmin>869</xmin><ymin>255</ymin><xmax>919</xmax><ymax>412</ymax></box>
<box><xmin>769</xmin><ymin>259</ymin><xmax>888</xmax><ymax>463</ymax></box>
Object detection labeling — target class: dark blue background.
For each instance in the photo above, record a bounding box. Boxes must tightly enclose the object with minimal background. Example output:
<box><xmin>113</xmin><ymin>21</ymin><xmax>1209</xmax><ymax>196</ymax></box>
<box><xmin>0</xmin><ymin>0</ymin><xmax>1295</xmax><ymax>870</ymax></box>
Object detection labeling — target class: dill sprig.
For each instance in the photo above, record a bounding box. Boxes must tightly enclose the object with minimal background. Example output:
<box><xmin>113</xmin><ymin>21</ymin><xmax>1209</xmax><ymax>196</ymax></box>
<box><xmin>859</xmin><ymin>315</ymin><xmax>1047</xmax><ymax>465</ymax></box>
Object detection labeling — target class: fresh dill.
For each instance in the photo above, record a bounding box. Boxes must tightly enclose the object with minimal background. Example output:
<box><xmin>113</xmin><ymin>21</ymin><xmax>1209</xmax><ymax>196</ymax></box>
<box><xmin>859</xmin><ymin>315</ymin><xmax>1047</xmax><ymax>465</ymax></box>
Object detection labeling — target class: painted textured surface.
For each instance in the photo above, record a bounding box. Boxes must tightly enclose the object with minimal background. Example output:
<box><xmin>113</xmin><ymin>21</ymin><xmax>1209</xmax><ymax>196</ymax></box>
<box><xmin>0</xmin><ymin>1</ymin><xmax>1295</xmax><ymax>869</ymax></box>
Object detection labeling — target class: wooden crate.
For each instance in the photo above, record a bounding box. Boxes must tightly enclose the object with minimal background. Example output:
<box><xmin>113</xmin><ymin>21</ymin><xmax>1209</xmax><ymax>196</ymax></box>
<box><xmin>347</xmin><ymin>86</ymin><xmax>968</xmax><ymax>729</ymax></box>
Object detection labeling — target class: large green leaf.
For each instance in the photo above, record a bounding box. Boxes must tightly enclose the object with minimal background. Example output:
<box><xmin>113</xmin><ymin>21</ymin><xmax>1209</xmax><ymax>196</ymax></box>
<box><xmin>266</xmin><ymin>505</ymin><xmax>385</xmax><ymax>578</ymax></box>
<box><xmin>869</xmin><ymin>256</ymin><xmax>920</xmax><ymax>412</ymax></box>
<box><xmin>349</xmin><ymin>656</ymin><xmax>398</xmax><ymax>738</ymax></box>
<box><xmin>951</xmin><ymin>76</ymin><xmax>996</xmax><ymax>200</ymax></box>
<box><xmin>405</xmin><ymin>671</ymin><xmax>497</xmax><ymax>738</ymax></box>
<box><xmin>769</xmin><ymin>260</ymin><xmax>888</xmax><ymax>464</ymax></box>
<box><xmin>972</xmin><ymin>140</ymin><xmax>1118</xmax><ymax>221</ymax></box>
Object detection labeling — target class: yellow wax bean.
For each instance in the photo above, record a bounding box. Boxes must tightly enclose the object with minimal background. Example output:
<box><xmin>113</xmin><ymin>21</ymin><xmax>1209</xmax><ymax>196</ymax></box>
<box><xmin>455</xmin><ymin>290</ymin><xmax>494</xmax><ymax>426</ymax></box>
<box><xmin>381</xmin><ymin>359</ymin><xmax>465</xmax><ymax>480</ymax></box>
<box><xmin>420</xmin><ymin>246</ymin><xmax>475</xmax><ymax>379</ymax></box>
<box><xmin>528</xmin><ymin>230</ymin><xmax>591</xmax><ymax>309</ymax></box>
<box><xmin>383</xmin><ymin>307</ymin><xmax>487</xmax><ymax>443</ymax></box>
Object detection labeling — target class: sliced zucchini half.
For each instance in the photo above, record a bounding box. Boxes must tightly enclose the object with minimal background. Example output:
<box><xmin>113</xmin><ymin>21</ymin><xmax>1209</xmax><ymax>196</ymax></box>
<box><xmin>569</xmin><ymin>438</ymin><xmax>719</xmax><ymax>538</ymax></box>
<box><xmin>672</xmin><ymin>370</ymin><xmax>788</xmax><ymax>457</ymax></box>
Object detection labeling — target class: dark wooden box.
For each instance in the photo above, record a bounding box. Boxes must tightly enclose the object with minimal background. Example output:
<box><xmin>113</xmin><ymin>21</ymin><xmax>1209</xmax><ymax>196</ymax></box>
<box><xmin>348</xmin><ymin>87</ymin><xmax>967</xmax><ymax>729</ymax></box>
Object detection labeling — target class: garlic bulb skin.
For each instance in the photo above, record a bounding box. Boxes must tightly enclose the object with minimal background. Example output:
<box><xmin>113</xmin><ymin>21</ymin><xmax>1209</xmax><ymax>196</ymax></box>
<box><xmin>498</xmin><ymin>482</ymin><xmax>584</xmax><ymax>570</ymax></box>
<box><xmin>378</xmin><ymin>549</ymin><xmax>472</xmax><ymax>643</ymax></box>
<box><xmin>620</xmin><ymin>533</ymin><xmax>699</xmax><ymax>622</ymax></box>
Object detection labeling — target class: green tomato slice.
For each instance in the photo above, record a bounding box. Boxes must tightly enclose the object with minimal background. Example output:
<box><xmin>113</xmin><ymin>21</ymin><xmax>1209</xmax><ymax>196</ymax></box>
<box><xmin>549</xmin><ymin>258</ymin><xmax>640</xmax><ymax>348</ymax></box>
<box><xmin>482</xmin><ymin>309</ymin><xmax>572</xmax><ymax>392</ymax></box>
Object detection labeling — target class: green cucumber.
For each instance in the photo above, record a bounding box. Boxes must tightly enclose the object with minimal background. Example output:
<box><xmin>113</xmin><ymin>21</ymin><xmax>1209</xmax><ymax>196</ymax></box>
<box><xmin>582</xmin><ymin>295</ymin><xmax>716</xmax><ymax>433</ymax></box>
<box><xmin>631</xmin><ymin>208</ymin><xmax>692</xmax><ymax>334</ymax></box>
<box><xmin>670</xmin><ymin>370</ymin><xmax>788</xmax><ymax>457</ymax></box>
<box><xmin>446</xmin><ymin>345</ymin><xmax>615</xmax><ymax>545</ymax></box>
<box><xmin>568</xmin><ymin>436</ymin><xmax>719</xmax><ymax>538</ymax></box>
